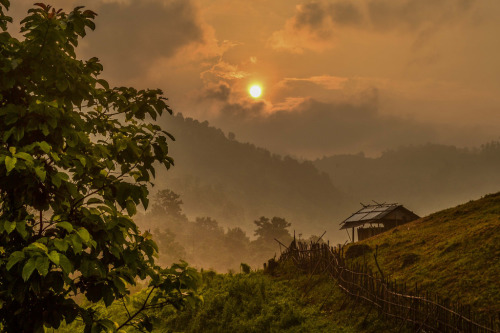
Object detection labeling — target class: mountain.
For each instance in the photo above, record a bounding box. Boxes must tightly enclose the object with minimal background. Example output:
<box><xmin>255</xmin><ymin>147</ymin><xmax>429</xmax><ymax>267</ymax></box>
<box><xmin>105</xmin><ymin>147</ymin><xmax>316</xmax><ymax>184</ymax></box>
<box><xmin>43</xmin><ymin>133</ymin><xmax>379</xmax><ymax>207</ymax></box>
<box><xmin>154</xmin><ymin>113</ymin><xmax>348</xmax><ymax>238</ymax></box>
<box><xmin>314</xmin><ymin>143</ymin><xmax>500</xmax><ymax>217</ymax></box>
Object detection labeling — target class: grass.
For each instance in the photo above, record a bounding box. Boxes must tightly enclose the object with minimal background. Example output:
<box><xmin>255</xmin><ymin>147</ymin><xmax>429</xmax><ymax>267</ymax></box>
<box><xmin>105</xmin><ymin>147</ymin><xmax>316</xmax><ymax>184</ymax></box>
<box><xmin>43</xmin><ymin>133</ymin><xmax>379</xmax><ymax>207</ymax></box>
<box><xmin>54</xmin><ymin>267</ymin><xmax>409</xmax><ymax>332</ymax></box>
<box><xmin>344</xmin><ymin>192</ymin><xmax>500</xmax><ymax>320</ymax></box>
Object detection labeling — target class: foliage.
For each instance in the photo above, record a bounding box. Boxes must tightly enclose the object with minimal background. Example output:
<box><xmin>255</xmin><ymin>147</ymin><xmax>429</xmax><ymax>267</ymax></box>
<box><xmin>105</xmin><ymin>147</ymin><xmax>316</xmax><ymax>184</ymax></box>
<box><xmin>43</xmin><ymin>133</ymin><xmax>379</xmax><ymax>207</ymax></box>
<box><xmin>92</xmin><ymin>269</ymin><xmax>404</xmax><ymax>332</ymax></box>
<box><xmin>144</xmin><ymin>271</ymin><xmax>343</xmax><ymax>332</ymax></box>
<box><xmin>150</xmin><ymin>189</ymin><xmax>186</xmax><ymax>222</ymax></box>
<box><xmin>145</xmin><ymin>201</ymin><xmax>296</xmax><ymax>273</ymax></box>
<box><xmin>0</xmin><ymin>3</ymin><xmax>198</xmax><ymax>332</ymax></box>
<box><xmin>55</xmin><ymin>262</ymin><xmax>201</xmax><ymax>333</ymax></box>
<box><xmin>254</xmin><ymin>216</ymin><xmax>292</xmax><ymax>243</ymax></box>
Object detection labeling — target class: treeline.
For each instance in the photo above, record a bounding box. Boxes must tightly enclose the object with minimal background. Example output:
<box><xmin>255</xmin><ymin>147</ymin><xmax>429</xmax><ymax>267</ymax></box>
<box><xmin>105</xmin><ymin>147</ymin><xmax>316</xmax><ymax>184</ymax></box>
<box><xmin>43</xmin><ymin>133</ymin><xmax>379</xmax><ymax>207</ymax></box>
<box><xmin>136</xmin><ymin>189</ymin><xmax>322</xmax><ymax>272</ymax></box>
<box><xmin>314</xmin><ymin>142</ymin><xmax>500</xmax><ymax>216</ymax></box>
<box><xmin>155</xmin><ymin>113</ymin><xmax>347</xmax><ymax>237</ymax></box>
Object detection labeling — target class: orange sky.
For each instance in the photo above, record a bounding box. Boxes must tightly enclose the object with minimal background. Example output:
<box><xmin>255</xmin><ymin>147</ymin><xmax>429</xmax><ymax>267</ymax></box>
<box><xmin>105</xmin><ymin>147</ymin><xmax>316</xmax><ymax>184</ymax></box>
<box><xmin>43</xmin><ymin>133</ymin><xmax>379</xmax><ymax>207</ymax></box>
<box><xmin>9</xmin><ymin>0</ymin><xmax>500</xmax><ymax>158</ymax></box>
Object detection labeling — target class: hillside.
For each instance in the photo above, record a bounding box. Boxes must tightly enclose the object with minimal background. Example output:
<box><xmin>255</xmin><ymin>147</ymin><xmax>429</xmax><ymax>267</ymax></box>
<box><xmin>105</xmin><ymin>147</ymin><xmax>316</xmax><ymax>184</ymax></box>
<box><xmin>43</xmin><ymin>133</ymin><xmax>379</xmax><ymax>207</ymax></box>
<box><xmin>155</xmin><ymin>113</ymin><xmax>348</xmax><ymax>238</ymax></box>
<box><xmin>345</xmin><ymin>192</ymin><xmax>500</xmax><ymax>320</ymax></box>
<box><xmin>314</xmin><ymin>143</ymin><xmax>500</xmax><ymax>217</ymax></box>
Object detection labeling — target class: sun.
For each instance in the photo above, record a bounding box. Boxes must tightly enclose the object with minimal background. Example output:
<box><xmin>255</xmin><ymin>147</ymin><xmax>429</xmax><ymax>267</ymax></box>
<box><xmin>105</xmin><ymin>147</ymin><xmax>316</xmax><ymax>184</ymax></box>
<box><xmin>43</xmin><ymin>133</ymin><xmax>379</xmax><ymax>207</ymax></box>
<box><xmin>249</xmin><ymin>85</ymin><xmax>262</xmax><ymax>98</ymax></box>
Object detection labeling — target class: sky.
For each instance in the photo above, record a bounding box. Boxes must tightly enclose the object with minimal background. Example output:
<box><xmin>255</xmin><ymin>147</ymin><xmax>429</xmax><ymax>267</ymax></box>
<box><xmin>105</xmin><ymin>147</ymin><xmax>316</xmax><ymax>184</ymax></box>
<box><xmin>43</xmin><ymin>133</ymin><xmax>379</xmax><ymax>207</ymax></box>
<box><xmin>8</xmin><ymin>0</ymin><xmax>500</xmax><ymax>158</ymax></box>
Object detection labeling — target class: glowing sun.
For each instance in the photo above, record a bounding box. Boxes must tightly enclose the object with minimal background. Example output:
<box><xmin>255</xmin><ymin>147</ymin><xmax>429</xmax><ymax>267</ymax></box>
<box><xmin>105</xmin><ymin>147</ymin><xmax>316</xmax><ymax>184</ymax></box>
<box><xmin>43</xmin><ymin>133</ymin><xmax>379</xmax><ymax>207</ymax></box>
<box><xmin>249</xmin><ymin>85</ymin><xmax>262</xmax><ymax>98</ymax></box>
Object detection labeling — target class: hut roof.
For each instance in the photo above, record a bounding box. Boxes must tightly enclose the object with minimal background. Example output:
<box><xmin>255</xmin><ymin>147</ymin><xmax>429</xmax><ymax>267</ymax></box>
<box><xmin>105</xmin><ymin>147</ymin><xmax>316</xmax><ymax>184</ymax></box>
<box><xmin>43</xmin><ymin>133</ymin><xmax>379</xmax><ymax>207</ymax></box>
<box><xmin>340</xmin><ymin>203</ymin><xmax>402</xmax><ymax>229</ymax></box>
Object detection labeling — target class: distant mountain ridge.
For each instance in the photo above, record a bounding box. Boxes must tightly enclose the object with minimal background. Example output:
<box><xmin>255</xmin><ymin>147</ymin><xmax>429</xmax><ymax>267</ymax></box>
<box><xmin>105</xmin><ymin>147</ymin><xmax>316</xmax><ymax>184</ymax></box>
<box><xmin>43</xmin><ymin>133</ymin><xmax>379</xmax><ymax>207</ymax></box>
<box><xmin>154</xmin><ymin>114</ymin><xmax>500</xmax><ymax>243</ymax></box>
<box><xmin>155</xmin><ymin>113</ymin><xmax>348</xmax><ymax>238</ymax></box>
<box><xmin>314</xmin><ymin>142</ymin><xmax>500</xmax><ymax>217</ymax></box>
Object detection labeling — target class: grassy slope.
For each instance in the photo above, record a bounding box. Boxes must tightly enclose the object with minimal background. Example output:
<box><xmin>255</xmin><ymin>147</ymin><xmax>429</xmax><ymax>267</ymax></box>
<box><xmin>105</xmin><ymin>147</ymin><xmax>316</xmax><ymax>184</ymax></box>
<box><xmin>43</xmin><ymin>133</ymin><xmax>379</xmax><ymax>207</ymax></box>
<box><xmin>55</xmin><ymin>270</ymin><xmax>408</xmax><ymax>332</ymax></box>
<box><xmin>346</xmin><ymin>192</ymin><xmax>500</xmax><ymax>319</ymax></box>
<box><xmin>144</xmin><ymin>270</ymin><xmax>408</xmax><ymax>332</ymax></box>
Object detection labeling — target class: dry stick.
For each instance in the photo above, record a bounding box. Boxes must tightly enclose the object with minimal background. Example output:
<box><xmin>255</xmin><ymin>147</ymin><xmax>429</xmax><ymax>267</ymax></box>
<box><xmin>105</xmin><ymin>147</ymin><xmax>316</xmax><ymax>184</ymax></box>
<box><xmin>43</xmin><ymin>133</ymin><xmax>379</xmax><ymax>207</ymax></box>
<box><xmin>274</xmin><ymin>238</ymin><xmax>289</xmax><ymax>250</ymax></box>
<box><xmin>38</xmin><ymin>210</ymin><xmax>43</xmax><ymax>236</ymax></box>
<box><xmin>373</xmin><ymin>245</ymin><xmax>385</xmax><ymax>281</ymax></box>
<box><xmin>117</xmin><ymin>286</ymin><xmax>156</xmax><ymax>330</ymax></box>
<box><xmin>313</xmin><ymin>231</ymin><xmax>327</xmax><ymax>245</ymax></box>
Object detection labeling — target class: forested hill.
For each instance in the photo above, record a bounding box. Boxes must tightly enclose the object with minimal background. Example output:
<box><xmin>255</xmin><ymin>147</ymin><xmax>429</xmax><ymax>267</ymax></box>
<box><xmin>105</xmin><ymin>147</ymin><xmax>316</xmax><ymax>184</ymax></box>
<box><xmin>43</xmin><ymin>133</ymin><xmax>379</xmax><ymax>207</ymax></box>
<box><xmin>155</xmin><ymin>113</ymin><xmax>347</xmax><ymax>236</ymax></box>
<box><xmin>314</xmin><ymin>143</ymin><xmax>500</xmax><ymax>216</ymax></box>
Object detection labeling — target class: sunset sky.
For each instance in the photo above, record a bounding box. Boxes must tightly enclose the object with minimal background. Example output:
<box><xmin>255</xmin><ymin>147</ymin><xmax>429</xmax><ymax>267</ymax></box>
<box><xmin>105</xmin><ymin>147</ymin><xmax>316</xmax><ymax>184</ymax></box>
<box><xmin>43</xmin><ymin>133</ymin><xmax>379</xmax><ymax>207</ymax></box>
<box><xmin>9</xmin><ymin>0</ymin><xmax>500</xmax><ymax>158</ymax></box>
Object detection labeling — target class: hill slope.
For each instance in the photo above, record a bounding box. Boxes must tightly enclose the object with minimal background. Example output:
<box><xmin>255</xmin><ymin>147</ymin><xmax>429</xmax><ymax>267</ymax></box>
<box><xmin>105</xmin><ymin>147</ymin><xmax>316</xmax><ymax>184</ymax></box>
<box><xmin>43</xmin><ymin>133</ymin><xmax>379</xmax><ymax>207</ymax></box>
<box><xmin>346</xmin><ymin>192</ymin><xmax>500</xmax><ymax>319</ymax></box>
<box><xmin>156</xmin><ymin>113</ymin><xmax>348</xmax><ymax>237</ymax></box>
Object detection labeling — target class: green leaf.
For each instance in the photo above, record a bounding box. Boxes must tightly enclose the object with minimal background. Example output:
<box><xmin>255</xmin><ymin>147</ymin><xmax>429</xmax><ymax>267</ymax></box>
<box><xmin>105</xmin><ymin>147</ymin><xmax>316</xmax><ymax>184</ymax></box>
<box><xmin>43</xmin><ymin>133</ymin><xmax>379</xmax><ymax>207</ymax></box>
<box><xmin>56</xmin><ymin>222</ymin><xmax>73</xmax><ymax>232</ymax></box>
<box><xmin>97</xmin><ymin>79</ymin><xmax>109</xmax><ymax>90</ymax></box>
<box><xmin>4</xmin><ymin>220</ymin><xmax>16</xmax><ymax>234</ymax></box>
<box><xmin>5</xmin><ymin>156</ymin><xmax>16</xmax><ymax>173</ymax></box>
<box><xmin>15</xmin><ymin>221</ymin><xmax>28</xmax><ymax>238</ymax></box>
<box><xmin>6</xmin><ymin>251</ymin><xmax>25</xmax><ymax>270</ymax></box>
<box><xmin>69</xmin><ymin>234</ymin><xmax>83</xmax><ymax>254</ymax></box>
<box><xmin>58</xmin><ymin>254</ymin><xmax>73</xmax><ymax>273</ymax></box>
<box><xmin>38</xmin><ymin>141</ymin><xmax>51</xmax><ymax>153</ymax></box>
<box><xmin>22</xmin><ymin>257</ymin><xmax>37</xmax><ymax>281</ymax></box>
<box><xmin>77</xmin><ymin>228</ymin><xmax>91</xmax><ymax>244</ymax></box>
<box><xmin>14</xmin><ymin>152</ymin><xmax>32</xmax><ymax>161</ymax></box>
<box><xmin>98</xmin><ymin>319</ymin><xmax>117</xmax><ymax>331</ymax></box>
<box><xmin>35</xmin><ymin>166</ymin><xmax>46</xmax><ymax>181</ymax></box>
<box><xmin>35</xmin><ymin>256</ymin><xmax>49</xmax><ymax>276</ymax></box>
<box><xmin>112</xmin><ymin>276</ymin><xmax>127</xmax><ymax>294</ymax></box>
<box><xmin>125</xmin><ymin>200</ymin><xmax>136</xmax><ymax>216</ymax></box>
<box><xmin>86</xmin><ymin>198</ymin><xmax>102</xmax><ymax>205</ymax></box>
<box><xmin>56</xmin><ymin>79</ymin><xmax>68</xmax><ymax>92</ymax></box>
<box><xmin>31</xmin><ymin>242</ymin><xmax>49</xmax><ymax>253</ymax></box>
<box><xmin>47</xmin><ymin>251</ymin><xmax>60</xmax><ymax>265</ymax></box>
<box><xmin>54</xmin><ymin>239</ymin><xmax>69</xmax><ymax>252</ymax></box>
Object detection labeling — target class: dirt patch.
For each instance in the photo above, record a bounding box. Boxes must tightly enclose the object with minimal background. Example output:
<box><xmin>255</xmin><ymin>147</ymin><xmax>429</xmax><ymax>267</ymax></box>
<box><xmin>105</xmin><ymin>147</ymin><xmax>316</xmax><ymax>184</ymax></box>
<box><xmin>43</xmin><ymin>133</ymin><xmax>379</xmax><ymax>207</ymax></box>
<box><xmin>345</xmin><ymin>244</ymin><xmax>372</xmax><ymax>259</ymax></box>
<box><xmin>401</xmin><ymin>253</ymin><xmax>420</xmax><ymax>268</ymax></box>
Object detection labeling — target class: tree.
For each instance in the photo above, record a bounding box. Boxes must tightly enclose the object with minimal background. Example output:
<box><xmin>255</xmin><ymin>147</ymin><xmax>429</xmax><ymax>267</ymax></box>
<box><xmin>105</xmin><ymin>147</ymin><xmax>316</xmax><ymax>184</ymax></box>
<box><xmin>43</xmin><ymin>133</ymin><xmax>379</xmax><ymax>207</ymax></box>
<box><xmin>151</xmin><ymin>189</ymin><xmax>186</xmax><ymax>222</ymax></box>
<box><xmin>254</xmin><ymin>216</ymin><xmax>292</xmax><ymax>243</ymax></box>
<box><xmin>0</xmin><ymin>3</ymin><xmax>199</xmax><ymax>332</ymax></box>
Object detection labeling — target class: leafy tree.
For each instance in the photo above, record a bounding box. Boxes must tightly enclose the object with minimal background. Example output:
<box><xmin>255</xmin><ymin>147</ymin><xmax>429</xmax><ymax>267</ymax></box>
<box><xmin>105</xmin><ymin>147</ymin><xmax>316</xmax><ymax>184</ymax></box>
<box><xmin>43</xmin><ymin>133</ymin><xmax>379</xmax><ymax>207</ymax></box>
<box><xmin>254</xmin><ymin>216</ymin><xmax>292</xmax><ymax>243</ymax></box>
<box><xmin>0</xmin><ymin>2</ymin><xmax>198</xmax><ymax>332</ymax></box>
<box><xmin>151</xmin><ymin>189</ymin><xmax>187</xmax><ymax>223</ymax></box>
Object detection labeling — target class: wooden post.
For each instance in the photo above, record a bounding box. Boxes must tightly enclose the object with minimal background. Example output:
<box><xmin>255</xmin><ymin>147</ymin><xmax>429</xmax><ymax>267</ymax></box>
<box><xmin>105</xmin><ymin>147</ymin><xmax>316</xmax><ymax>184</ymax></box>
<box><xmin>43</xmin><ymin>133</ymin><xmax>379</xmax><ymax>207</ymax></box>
<box><xmin>352</xmin><ymin>227</ymin><xmax>355</xmax><ymax>243</ymax></box>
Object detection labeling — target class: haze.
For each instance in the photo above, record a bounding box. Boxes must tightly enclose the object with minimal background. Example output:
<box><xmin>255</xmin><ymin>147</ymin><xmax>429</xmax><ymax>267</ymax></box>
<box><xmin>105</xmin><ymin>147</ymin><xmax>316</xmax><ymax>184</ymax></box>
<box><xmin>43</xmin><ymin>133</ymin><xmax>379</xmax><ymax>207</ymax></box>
<box><xmin>10</xmin><ymin>0</ymin><xmax>500</xmax><ymax>158</ymax></box>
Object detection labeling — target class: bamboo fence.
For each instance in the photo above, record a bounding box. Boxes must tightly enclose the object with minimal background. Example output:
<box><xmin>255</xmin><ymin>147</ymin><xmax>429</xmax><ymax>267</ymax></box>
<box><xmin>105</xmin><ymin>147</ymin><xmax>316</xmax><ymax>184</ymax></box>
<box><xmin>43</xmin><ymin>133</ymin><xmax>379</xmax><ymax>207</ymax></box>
<box><xmin>275</xmin><ymin>241</ymin><xmax>499</xmax><ymax>333</ymax></box>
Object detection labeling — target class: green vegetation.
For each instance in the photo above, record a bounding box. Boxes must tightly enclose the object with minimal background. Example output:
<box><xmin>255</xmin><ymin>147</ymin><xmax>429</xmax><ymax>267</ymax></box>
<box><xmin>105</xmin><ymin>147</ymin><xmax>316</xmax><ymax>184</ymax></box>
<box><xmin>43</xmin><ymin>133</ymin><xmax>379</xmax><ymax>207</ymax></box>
<box><xmin>344</xmin><ymin>192</ymin><xmax>500</xmax><ymax>320</ymax></box>
<box><xmin>56</xmin><ymin>268</ymin><xmax>408</xmax><ymax>332</ymax></box>
<box><xmin>0</xmin><ymin>3</ymin><xmax>198</xmax><ymax>331</ymax></box>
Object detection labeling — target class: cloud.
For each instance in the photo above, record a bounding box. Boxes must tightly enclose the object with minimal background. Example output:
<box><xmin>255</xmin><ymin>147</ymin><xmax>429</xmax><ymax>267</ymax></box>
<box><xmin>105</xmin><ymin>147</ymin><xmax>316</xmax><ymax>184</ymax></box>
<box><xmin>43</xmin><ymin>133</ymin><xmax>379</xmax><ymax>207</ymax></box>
<box><xmin>268</xmin><ymin>1</ymin><xmax>344</xmax><ymax>53</ymax></box>
<box><xmin>202</xmin><ymin>82</ymin><xmax>231</xmax><ymax>101</ymax></box>
<box><xmin>78</xmin><ymin>0</ymin><xmax>205</xmax><ymax>83</ymax></box>
<box><xmin>212</xmin><ymin>97</ymin><xmax>437</xmax><ymax>158</ymax></box>
<box><xmin>367</xmin><ymin>0</ymin><xmax>475</xmax><ymax>32</ymax></box>
<box><xmin>201</xmin><ymin>59</ymin><xmax>249</xmax><ymax>82</ymax></box>
<box><xmin>268</xmin><ymin>0</ymin><xmax>477</xmax><ymax>53</ymax></box>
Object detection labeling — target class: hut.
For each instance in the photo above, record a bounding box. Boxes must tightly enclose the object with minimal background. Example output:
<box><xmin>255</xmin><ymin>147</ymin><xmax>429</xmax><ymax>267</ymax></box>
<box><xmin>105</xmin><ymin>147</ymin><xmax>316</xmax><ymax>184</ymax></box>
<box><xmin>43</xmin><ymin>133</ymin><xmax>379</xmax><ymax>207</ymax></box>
<box><xmin>340</xmin><ymin>203</ymin><xmax>419</xmax><ymax>242</ymax></box>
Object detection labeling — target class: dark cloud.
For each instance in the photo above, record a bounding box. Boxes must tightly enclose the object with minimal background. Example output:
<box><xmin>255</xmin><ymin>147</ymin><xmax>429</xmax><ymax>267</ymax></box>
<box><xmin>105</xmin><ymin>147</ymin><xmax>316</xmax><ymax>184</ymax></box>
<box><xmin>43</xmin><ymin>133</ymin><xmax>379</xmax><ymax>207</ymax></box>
<box><xmin>270</xmin><ymin>0</ymin><xmax>477</xmax><ymax>52</ymax></box>
<box><xmin>220</xmin><ymin>101</ymin><xmax>267</xmax><ymax>120</ymax></box>
<box><xmin>203</xmin><ymin>83</ymin><xmax>231</xmax><ymax>101</ymax></box>
<box><xmin>367</xmin><ymin>0</ymin><xmax>476</xmax><ymax>32</ymax></box>
<box><xmin>83</xmin><ymin>0</ymin><xmax>203</xmax><ymax>82</ymax></box>
<box><xmin>294</xmin><ymin>2</ymin><xmax>331</xmax><ymax>31</ymax></box>
<box><xmin>213</xmin><ymin>98</ymin><xmax>437</xmax><ymax>157</ymax></box>
<box><xmin>293</xmin><ymin>1</ymin><xmax>363</xmax><ymax>32</ymax></box>
<box><xmin>330</xmin><ymin>2</ymin><xmax>363</xmax><ymax>26</ymax></box>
